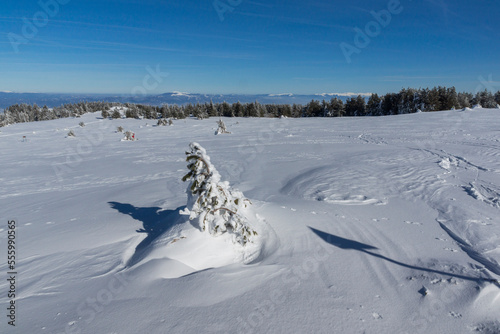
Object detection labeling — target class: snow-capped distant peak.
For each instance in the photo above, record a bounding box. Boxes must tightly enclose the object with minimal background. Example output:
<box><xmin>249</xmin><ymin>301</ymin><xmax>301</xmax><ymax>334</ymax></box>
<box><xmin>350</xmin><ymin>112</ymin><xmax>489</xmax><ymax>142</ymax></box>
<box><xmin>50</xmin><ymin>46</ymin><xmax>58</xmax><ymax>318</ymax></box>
<box><xmin>316</xmin><ymin>92</ymin><xmax>373</xmax><ymax>97</ymax></box>
<box><xmin>268</xmin><ymin>93</ymin><xmax>294</xmax><ymax>97</ymax></box>
<box><xmin>171</xmin><ymin>91</ymin><xmax>190</xmax><ymax>97</ymax></box>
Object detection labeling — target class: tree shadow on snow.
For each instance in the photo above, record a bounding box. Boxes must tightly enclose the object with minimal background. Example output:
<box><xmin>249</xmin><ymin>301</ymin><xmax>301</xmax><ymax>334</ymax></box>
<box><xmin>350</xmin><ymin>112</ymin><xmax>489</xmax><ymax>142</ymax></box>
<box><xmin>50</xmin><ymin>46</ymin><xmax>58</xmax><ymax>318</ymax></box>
<box><xmin>108</xmin><ymin>202</ymin><xmax>187</xmax><ymax>267</ymax></box>
<box><xmin>309</xmin><ymin>227</ymin><xmax>499</xmax><ymax>286</ymax></box>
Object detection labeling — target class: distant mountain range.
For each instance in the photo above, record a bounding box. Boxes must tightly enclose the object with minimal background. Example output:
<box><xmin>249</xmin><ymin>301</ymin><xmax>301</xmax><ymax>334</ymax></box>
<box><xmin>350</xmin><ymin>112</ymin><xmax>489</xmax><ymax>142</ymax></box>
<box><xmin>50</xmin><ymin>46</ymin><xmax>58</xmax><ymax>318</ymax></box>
<box><xmin>0</xmin><ymin>92</ymin><xmax>371</xmax><ymax>109</ymax></box>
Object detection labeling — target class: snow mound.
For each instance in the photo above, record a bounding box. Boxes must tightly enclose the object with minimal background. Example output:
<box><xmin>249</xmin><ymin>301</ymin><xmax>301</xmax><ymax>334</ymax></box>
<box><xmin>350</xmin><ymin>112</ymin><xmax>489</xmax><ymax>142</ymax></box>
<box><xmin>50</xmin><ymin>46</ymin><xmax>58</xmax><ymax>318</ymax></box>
<box><xmin>122</xmin><ymin>206</ymin><xmax>277</xmax><ymax>280</ymax></box>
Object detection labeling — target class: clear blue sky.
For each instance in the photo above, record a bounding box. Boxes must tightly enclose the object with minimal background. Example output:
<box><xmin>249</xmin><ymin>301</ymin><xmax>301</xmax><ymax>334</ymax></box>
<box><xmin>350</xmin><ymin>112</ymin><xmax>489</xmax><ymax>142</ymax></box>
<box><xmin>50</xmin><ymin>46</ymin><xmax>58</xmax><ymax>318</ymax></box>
<box><xmin>1</xmin><ymin>0</ymin><xmax>499</xmax><ymax>95</ymax></box>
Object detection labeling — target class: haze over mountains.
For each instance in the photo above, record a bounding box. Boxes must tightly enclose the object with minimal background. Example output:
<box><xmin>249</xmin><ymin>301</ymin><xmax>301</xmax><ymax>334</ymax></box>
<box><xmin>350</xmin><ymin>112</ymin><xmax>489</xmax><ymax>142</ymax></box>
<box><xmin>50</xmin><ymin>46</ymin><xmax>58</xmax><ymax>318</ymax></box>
<box><xmin>0</xmin><ymin>91</ymin><xmax>370</xmax><ymax>109</ymax></box>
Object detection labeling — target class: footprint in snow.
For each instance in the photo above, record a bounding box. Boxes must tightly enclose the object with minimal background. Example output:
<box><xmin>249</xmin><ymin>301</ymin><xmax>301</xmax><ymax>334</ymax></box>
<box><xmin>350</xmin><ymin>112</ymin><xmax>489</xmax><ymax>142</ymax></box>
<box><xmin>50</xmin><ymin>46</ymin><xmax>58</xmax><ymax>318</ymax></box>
<box><xmin>372</xmin><ymin>313</ymin><xmax>383</xmax><ymax>320</ymax></box>
<box><xmin>444</xmin><ymin>248</ymin><xmax>458</xmax><ymax>252</ymax></box>
<box><xmin>405</xmin><ymin>221</ymin><xmax>422</xmax><ymax>225</ymax></box>
<box><xmin>435</xmin><ymin>237</ymin><xmax>447</xmax><ymax>241</ymax></box>
<box><xmin>449</xmin><ymin>311</ymin><xmax>462</xmax><ymax>318</ymax></box>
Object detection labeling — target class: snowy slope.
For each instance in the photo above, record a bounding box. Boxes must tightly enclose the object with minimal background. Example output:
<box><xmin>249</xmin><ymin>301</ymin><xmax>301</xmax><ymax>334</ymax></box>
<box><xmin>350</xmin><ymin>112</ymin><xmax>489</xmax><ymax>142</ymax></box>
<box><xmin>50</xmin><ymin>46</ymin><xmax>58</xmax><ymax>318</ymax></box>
<box><xmin>1</xmin><ymin>109</ymin><xmax>499</xmax><ymax>333</ymax></box>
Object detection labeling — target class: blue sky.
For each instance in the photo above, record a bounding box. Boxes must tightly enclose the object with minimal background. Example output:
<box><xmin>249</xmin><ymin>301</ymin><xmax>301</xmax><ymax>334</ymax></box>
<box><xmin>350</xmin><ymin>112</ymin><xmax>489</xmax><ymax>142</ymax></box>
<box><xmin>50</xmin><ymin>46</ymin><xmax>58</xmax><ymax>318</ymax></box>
<box><xmin>1</xmin><ymin>0</ymin><xmax>499</xmax><ymax>95</ymax></box>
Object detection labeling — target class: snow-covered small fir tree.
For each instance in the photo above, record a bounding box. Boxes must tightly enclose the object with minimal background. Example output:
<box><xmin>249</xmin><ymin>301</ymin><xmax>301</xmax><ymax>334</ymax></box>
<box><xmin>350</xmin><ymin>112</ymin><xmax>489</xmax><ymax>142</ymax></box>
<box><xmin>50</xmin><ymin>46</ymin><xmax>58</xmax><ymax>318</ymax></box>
<box><xmin>123</xmin><ymin>131</ymin><xmax>136</xmax><ymax>141</ymax></box>
<box><xmin>182</xmin><ymin>142</ymin><xmax>256</xmax><ymax>245</ymax></box>
<box><xmin>215</xmin><ymin>119</ymin><xmax>231</xmax><ymax>135</ymax></box>
<box><xmin>157</xmin><ymin>118</ymin><xmax>173</xmax><ymax>126</ymax></box>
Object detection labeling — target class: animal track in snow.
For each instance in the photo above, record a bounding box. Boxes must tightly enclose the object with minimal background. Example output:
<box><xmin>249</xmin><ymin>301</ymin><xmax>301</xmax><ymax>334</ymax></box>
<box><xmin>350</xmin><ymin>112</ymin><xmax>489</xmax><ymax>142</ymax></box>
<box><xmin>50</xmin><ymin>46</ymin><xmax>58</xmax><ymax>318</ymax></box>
<box><xmin>405</xmin><ymin>221</ymin><xmax>422</xmax><ymax>225</ymax></box>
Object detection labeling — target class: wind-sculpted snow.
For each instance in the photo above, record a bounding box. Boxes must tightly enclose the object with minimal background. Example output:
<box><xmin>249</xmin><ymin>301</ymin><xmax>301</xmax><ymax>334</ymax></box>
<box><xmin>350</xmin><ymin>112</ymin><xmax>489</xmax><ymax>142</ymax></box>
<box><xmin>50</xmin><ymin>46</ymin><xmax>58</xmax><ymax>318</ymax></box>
<box><xmin>0</xmin><ymin>109</ymin><xmax>499</xmax><ymax>333</ymax></box>
<box><xmin>281</xmin><ymin>165</ymin><xmax>388</xmax><ymax>206</ymax></box>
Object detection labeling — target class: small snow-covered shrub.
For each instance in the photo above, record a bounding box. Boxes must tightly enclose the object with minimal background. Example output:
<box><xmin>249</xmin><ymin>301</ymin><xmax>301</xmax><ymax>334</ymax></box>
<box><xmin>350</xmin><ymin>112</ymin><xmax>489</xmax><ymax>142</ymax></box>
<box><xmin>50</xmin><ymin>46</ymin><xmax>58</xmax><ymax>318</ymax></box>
<box><xmin>157</xmin><ymin>118</ymin><xmax>172</xmax><ymax>126</ymax></box>
<box><xmin>101</xmin><ymin>110</ymin><xmax>109</xmax><ymax>119</ymax></box>
<box><xmin>123</xmin><ymin>131</ymin><xmax>136</xmax><ymax>141</ymax></box>
<box><xmin>79</xmin><ymin>122</ymin><xmax>85</xmax><ymax>127</ymax></box>
<box><xmin>215</xmin><ymin>119</ymin><xmax>230</xmax><ymax>135</ymax></box>
<box><xmin>67</xmin><ymin>129</ymin><xmax>75</xmax><ymax>137</ymax></box>
<box><xmin>111</xmin><ymin>110</ymin><xmax>121</xmax><ymax>119</ymax></box>
<box><xmin>182</xmin><ymin>142</ymin><xmax>256</xmax><ymax>245</ymax></box>
<box><xmin>117</xmin><ymin>126</ymin><xmax>124</xmax><ymax>133</ymax></box>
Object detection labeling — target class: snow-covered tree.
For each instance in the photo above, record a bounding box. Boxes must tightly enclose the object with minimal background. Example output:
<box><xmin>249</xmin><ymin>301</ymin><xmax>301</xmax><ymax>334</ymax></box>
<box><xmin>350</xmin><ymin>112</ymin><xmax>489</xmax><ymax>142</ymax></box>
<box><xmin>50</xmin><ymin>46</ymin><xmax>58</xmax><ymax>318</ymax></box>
<box><xmin>111</xmin><ymin>110</ymin><xmax>121</xmax><ymax>119</ymax></box>
<box><xmin>157</xmin><ymin>118</ymin><xmax>170</xmax><ymax>126</ymax></box>
<box><xmin>67</xmin><ymin>129</ymin><xmax>75</xmax><ymax>137</ymax></box>
<box><xmin>123</xmin><ymin>131</ymin><xmax>136</xmax><ymax>141</ymax></box>
<box><xmin>367</xmin><ymin>94</ymin><xmax>382</xmax><ymax>116</ymax></box>
<box><xmin>215</xmin><ymin>119</ymin><xmax>230</xmax><ymax>135</ymax></box>
<box><xmin>79</xmin><ymin>122</ymin><xmax>85</xmax><ymax>127</ymax></box>
<box><xmin>117</xmin><ymin>126</ymin><xmax>124</xmax><ymax>133</ymax></box>
<box><xmin>182</xmin><ymin>142</ymin><xmax>256</xmax><ymax>245</ymax></box>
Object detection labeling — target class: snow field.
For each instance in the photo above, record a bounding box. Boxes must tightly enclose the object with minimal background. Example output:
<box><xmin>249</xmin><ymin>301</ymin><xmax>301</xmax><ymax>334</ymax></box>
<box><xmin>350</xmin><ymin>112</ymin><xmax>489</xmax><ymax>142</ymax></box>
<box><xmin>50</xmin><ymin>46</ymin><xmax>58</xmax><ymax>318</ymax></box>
<box><xmin>0</xmin><ymin>109</ymin><xmax>499</xmax><ymax>333</ymax></box>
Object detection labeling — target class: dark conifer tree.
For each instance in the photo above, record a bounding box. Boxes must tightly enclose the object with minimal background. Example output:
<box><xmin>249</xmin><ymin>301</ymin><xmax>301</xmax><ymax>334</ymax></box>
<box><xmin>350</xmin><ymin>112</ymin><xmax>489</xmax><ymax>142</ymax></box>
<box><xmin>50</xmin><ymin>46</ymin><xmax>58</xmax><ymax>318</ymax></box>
<box><xmin>367</xmin><ymin>94</ymin><xmax>382</xmax><ymax>116</ymax></box>
<box><xmin>329</xmin><ymin>98</ymin><xmax>344</xmax><ymax>117</ymax></box>
<box><xmin>305</xmin><ymin>100</ymin><xmax>322</xmax><ymax>117</ymax></box>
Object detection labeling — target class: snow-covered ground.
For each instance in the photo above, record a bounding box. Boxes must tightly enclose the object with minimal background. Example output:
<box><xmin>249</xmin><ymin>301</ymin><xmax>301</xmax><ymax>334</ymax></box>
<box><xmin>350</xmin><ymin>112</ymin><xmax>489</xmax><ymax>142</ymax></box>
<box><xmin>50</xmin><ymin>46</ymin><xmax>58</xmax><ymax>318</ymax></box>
<box><xmin>1</xmin><ymin>109</ymin><xmax>499</xmax><ymax>333</ymax></box>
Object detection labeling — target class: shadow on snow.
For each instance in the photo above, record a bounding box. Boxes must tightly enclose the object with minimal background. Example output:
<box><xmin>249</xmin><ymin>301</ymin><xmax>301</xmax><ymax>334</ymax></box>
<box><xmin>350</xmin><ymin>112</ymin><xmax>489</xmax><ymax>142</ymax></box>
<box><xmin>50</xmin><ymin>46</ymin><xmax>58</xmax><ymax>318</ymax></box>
<box><xmin>108</xmin><ymin>202</ymin><xmax>187</xmax><ymax>267</ymax></box>
<box><xmin>309</xmin><ymin>226</ymin><xmax>499</xmax><ymax>286</ymax></box>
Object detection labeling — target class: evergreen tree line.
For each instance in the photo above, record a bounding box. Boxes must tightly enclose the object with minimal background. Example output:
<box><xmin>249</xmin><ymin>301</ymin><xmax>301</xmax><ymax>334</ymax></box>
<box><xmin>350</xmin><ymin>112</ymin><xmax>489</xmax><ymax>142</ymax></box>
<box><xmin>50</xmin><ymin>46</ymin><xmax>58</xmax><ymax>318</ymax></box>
<box><xmin>1</xmin><ymin>87</ymin><xmax>499</xmax><ymax>127</ymax></box>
